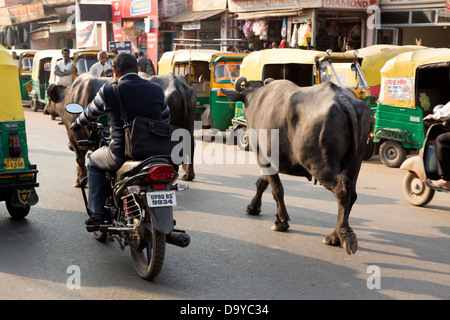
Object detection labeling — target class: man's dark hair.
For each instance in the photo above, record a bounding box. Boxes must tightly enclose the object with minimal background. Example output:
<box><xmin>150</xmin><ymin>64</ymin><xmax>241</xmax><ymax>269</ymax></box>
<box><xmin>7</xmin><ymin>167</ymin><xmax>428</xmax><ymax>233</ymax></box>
<box><xmin>61</xmin><ymin>47</ymin><xmax>70</xmax><ymax>54</ymax></box>
<box><xmin>138</xmin><ymin>51</ymin><xmax>144</xmax><ymax>57</ymax></box>
<box><xmin>113</xmin><ymin>53</ymin><xmax>138</xmax><ymax>75</ymax></box>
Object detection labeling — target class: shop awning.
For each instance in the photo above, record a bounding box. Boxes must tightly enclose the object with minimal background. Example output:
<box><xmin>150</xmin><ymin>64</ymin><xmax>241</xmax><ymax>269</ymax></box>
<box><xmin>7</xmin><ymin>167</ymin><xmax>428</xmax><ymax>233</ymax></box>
<box><xmin>233</xmin><ymin>8</ymin><xmax>303</xmax><ymax>20</ymax></box>
<box><xmin>164</xmin><ymin>9</ymin><xmax>226</xmax><ymax>23</ymax></box>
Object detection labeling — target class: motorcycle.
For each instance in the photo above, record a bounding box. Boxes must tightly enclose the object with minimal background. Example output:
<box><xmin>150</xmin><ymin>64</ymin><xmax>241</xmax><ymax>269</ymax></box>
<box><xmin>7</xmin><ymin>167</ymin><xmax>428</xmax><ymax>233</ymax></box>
<box><xmin>400</xmin><ymin>105</ymin><xmax>450</xmax><ymax>206</ymax></box>
<box><xmin>66</xmin><ymin>103</ymin><xmax>190</xmax><ymax>280</ymax></box>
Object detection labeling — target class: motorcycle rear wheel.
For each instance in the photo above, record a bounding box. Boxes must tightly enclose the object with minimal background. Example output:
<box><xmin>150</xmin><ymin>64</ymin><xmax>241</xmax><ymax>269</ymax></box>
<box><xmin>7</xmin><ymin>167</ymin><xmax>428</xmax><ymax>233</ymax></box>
<box><xmin>131</xmin><ymin>221</ymin><xmax>166</xmax><ymax>280</ymax></box>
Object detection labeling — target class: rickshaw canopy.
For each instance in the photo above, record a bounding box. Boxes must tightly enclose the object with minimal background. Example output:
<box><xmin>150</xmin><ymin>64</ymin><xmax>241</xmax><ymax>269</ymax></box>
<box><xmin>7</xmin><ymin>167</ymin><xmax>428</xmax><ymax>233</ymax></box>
<box><xmin>379</xmin><ymin>48</ymin><xmax>450</xmax><ymax>108</ymax></box>
<box><xmin>158</xmin><ymin>49</ymin><xmax>220</xmax><ymax>75</ymax></box>
<box><xmin>0</xmin><ymin>45</ymin><xmax>24</xmax><ymax>121</ymax></box>
<box><xmin>239</xmin><ymin>48</ymin><xmax>325</xmax><ymax>80</ymax></box>
<box><xmin>355</xmin><ymin>45</ymin><xmax>426</xmax><ymax>97</ymax></box>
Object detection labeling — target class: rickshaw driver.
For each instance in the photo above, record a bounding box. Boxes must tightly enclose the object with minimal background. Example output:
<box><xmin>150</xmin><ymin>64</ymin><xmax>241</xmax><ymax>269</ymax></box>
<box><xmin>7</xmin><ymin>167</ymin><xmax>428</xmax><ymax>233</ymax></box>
<box><xmin>424</xmin><ymin>101</ymin><xmax>450</xmax><ymax>191</ymax></box>
<box><xmin>54</xmin><ymin>47</ymin><xmax>74</xmax><ymax>86</ymax></box>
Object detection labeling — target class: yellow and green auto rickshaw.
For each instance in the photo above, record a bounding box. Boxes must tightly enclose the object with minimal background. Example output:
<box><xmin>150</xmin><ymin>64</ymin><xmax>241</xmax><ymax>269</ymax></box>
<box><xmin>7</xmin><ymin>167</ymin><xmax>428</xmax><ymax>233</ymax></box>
<box><xmin>158</xmin><ymin>49</ymin><xmax>247</xmax><ymax>130</ymax></box>
<box><xmin>0</xmin><ymin>45</ymin><xmax>39</xmax><ymax>219</ymax></box>
<box><xmin>16</xmin><ymin>50</ymin><xmax>36</xmax><ymax>103</ymax></box>
<box><xmin>233</xmin><ymin>48</ymin><xmax>370</xmax><ymax>150</ymax></box>
<box><xmin>30</xmin><ymin>50</ymin><xmax>114</xmax><ymax>112</ymax></box>
<box><xmin>29</xmin><ymin>49</ymin><xmax>62</xmax><ymax>111</ymax></box>
<box><xmin>373</xmin><ymin>48</ymin><xmax>450</xmax><ymax>167</ymax></box>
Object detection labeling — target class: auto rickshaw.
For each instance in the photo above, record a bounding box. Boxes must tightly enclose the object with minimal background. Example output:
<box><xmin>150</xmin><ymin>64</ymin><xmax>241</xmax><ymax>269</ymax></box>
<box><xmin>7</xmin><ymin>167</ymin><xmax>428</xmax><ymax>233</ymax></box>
<box><xmin>30</xmin><ymin>50</ymin><xmax>113</xmax><ymax>112</ymax></box>
<box><xmin>373</xmin><ymin>48</ymin><xmax>450</xmax><ymax>167</ymax></box>
<box><xmin>233</xmin><ymin>48</ymin><xmax>370</xmax><ymax>150</ymax></box>
<box><xmin>158</xmin><ymin>49</ymin><xmax>247</xmax><ymax>130</ymax></box>
<box><xmin>15</xmin><ymin>50</ymin><xmax>36</xmax><ymax>103</ymax></box>
<box><xmin>0</xmin><ymin>45</ymin><xmax>39</xmax><ymax>219</ymax></box>
<box><xmin>29</xmin><ymin>49</ymin><xmax>62</xmax><ymax>111</ymax></box>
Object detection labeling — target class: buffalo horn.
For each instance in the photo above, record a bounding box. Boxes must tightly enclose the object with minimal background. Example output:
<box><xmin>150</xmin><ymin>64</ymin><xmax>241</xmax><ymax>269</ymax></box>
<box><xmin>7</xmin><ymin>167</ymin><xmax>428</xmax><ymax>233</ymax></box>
<box><xmin>234</xmin><ymin>77</ymin><xmax>247</xmax><ymax>92</ymax></box>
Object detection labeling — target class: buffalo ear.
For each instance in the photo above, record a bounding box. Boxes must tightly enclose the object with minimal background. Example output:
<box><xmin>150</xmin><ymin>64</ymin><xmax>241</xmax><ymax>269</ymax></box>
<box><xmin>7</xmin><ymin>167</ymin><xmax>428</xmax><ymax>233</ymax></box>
<box><xmin>220</xmin><ymin>88</ymin><xmax>245</xmax><ymax>102</ymax></box>
<box><xmin>47</xmin><ymin>84</ymin><xmax>61</xmax><ymax>102</ymax></box>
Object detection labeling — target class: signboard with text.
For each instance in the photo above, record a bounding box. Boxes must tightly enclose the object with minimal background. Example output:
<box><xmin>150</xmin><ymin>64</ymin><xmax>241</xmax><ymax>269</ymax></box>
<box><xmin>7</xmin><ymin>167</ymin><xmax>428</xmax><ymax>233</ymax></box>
<box><xmin>228</xmin><ymin>0</ymin><xmax>321</xmax><ymax>12</ymax></box>
<box><xmin>323</xmin><ymin>0</ymin><xmax>378</xmax><ymax>10</ymax></box>
<box><xmin>109</xmin><ymin>40</ymin><xmax>132</xmax><ymax>53</ymax></box>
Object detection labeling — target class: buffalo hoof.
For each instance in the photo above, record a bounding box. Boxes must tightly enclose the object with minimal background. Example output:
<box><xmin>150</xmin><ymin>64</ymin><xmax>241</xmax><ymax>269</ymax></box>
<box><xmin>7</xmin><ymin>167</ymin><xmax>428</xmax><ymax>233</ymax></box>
<box><xmin>73</xmin><ymin>182</ymin><xmax>82</xmax><ymax>188</ymax></box>
<box><xmin>246</xmin><ymin>205</ymin><xmax>260</xmax><ymax>216</ymax></box>
<box><xmin>323</xmin><ymin>229</ymin><xmax>358</xmax><ymax>255</ymax></box>
<box><xmin>181</xmin><ymin>173</ymin><xmax>195</xmax><ymax>181</ymax></box>
<box><xmin>271</xmin><ymin>220</ymin><xmax>289</xmax><ymax>232</ymax></box>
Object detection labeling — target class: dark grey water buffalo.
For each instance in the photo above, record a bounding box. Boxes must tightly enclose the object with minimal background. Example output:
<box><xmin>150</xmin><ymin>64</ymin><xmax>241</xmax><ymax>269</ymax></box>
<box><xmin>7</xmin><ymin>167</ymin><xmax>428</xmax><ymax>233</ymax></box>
<box><xmin>222</xmin><ymin>78</ymin><xmax>370</xmax><ymax>255</ymax></box>
<box><xmin>45</xmin><ymin>73</ymin><xmax>113</xmax><ymax>187</ymax></box>
<box><xmin>140</xmin><ymin>72</ymin><xmax>196</xmax><ymax>181</ymax></box>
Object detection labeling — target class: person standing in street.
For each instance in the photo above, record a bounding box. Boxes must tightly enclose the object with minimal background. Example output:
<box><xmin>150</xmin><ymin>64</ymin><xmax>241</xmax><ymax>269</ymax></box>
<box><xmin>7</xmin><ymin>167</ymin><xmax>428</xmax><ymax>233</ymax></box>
<box><xmin>54</xmin><ymin>47</ymin><xmax>74</xmax><ymax>86</ymax></box>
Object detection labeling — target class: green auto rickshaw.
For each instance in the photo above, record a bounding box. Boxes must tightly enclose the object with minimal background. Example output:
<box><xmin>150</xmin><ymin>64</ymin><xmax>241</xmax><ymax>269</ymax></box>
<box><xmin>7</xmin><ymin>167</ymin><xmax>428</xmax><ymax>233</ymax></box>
<box><xmin>373</xmin><ymin>48</ymin><xmax>450</xmax><ymax>167</ymax></box>
<box><xmin>0</xmin><ymin>45</ymin><xmax>39</xmax><ymax>219</ymax></box>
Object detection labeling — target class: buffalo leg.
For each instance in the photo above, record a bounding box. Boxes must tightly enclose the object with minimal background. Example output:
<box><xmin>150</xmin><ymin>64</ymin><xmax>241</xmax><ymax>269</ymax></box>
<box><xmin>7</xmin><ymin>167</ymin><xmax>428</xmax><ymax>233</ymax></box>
<box><xmin>246</xmin><ymin>177</ymin><xmax>268</xmax><ymax>215</ymax></box>
<box><xmin>74</xmin><ymin>148</ymin><xmax>87</xmax><ymax>188</ymax></box>
<box><xmin>181</xmin><ymin>134</ymin><xmax>195</xmax><ymax>181</ymax></box>
<box><xmin>323</xmin><ymin>174</ymin><xmax>358</xmax><ymax>254</ymax></box>
<box><xmin>246</xmin><ymin>175</ymin><xmax>290</xmax><ymax>231</ymax></box>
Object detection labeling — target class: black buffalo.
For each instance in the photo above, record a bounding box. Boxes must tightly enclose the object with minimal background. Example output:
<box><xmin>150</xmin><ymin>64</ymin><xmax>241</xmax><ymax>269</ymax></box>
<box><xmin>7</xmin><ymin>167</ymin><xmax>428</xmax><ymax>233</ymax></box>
<box><xmin>222</xmin><ymin>78</ymin><xmax>370</xmax><ymax>255</ymax></box>
<box><xmin>45</xmin><ymin>74</ymin><xmax>113</xmax><ymax>187</ymax></box>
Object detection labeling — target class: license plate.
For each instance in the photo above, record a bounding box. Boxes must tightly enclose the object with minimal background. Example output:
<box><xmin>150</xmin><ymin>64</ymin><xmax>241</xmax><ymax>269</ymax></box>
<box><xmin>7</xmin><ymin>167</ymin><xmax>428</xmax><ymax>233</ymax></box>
<box><xmin>146</xmin><ymin>190</ymin><xmax>177</xmax><ymax>207</ymax></box>
<box><xmin>4</xmin><ymin>158</ymin><xmax>25</xmax><ymax>170</ymax></box>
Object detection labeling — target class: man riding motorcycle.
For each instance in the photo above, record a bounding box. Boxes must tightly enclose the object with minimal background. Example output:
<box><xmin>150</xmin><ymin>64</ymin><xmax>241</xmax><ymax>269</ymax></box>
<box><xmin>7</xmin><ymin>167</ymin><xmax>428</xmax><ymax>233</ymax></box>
<box><xmin>423</xmin><ymin>101</ymin><xmax>450</xmax><ymax>191</ymax></box>
<box><xmin>71</xmin><ymin>53</ymin><xmax>170</xmax><ymax>227</ymax></box>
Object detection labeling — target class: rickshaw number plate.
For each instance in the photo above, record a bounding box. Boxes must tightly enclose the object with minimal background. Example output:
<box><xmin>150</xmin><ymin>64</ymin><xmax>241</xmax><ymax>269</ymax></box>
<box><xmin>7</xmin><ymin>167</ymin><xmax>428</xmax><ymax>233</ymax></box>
<box><xmin>4</xmin><ymin>158</ymin><xmax>25</xmax><ymax>170</ymax></box>
<box><xmin>146</xmin><ymin>191</ymin><xmax>177</xmax><ymax>207</ymax></box>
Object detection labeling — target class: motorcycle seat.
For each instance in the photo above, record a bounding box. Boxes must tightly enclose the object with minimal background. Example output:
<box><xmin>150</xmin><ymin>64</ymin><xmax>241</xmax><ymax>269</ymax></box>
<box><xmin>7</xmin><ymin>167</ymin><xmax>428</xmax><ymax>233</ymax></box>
<box><xmin>116</xmin><ymin>160</ymin><xmax>141</xmax><ymax>181</ymax></box>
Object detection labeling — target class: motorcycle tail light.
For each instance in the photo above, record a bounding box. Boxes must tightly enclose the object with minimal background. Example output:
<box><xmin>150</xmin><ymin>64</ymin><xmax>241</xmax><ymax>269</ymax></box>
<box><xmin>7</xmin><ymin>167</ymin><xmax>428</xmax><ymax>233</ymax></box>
<box><xmin>145</xmin><ymin>164</ymin><xmax>175</xmax><ymax>182</ymax></box>
<box><xmin>9</xmin><ymin>133</ymin><xmax>21</xmax><ymax>157</ymax></box>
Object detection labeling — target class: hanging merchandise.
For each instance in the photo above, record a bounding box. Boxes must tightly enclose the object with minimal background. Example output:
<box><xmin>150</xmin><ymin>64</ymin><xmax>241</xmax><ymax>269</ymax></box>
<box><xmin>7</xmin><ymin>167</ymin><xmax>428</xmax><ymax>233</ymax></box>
<box><xmin>253</xmin><ymin>20</ymin><xmax>263</xmax><ymax>36</ymax></box>
<box><xmin>290</xmin><ymin>24</ymin><xmax>298</xmax><ymax>48</ymax></box>
<box><xmin>281</xmin><ymin>18</ymin><xmax>287</xmax><ymax>38</ymax></box>
<box><xmin>298</xmin><ymin>24</ymin><xmax>311</xmax><ymax>47</ymax></box>
<box><xmin>260</xmin><ymin>20</ymin><xmax>268</xmax><ymax>40</ymax></box>
<box><xmin>328</xmin><ymin>20</ymin><xmax>338</xmax><ymax>37</ymax></box>
<box><xmin>243</xmin><ymin>20</ymin><xmax>254</xmax><ymax>39</ymax></box>
<box><xmin>350</xmin><ymin>24</ymin><xmax>361</xmax><ymax>41</ymax></box>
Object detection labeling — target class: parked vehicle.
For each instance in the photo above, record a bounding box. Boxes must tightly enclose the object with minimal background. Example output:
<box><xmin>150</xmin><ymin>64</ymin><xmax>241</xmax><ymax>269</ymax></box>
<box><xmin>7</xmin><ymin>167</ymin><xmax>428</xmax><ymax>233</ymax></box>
<box><xmin>158</xmin><ymin>49</ymin><xmax>247</xmax><ymax>130</ymax></box>
<box><xmin>0</xmin><ymin>45</ymin><xmax>39</xmax><ymax>219</ymax></box>
<box><xmin>233</xmin><ymin>48</ymin><xmax>370</xmax><ymax>150</ymax></box>
<box><xmin>29</xmin><ymin>49</ymin><xmax>62</xmax><ymax>111</ymax></box>
<box><xmin>16</xmin><ymin>50</ymin><xmax>36</xmax><ymax>102</ymax></box>
<box><xmin>66</xmin><ymin>103</ymin><xmax>190</xmax><ymax>281</ymax></box>
<box><xmin>30</xmin><ymin>50</ymin><xmax>114</xmax><ymax>112</ymax></box>
<box><xmin>373</xmin><ymin>48</ymin><xmax>450</xmax><ymax>167</ymax></box>
<box><xmin>400</xmin><ymin>106</ymin><xmax>450</xmax><ymax>206</ymax></box>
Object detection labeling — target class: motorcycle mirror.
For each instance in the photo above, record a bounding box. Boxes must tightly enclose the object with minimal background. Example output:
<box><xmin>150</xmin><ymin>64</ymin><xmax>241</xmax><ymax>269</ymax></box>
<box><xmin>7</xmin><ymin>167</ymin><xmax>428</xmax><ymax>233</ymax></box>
<box><xmin>65</xmin><ymin>103</ymin><xmax>84</xmax><ymax>114</ymax></box>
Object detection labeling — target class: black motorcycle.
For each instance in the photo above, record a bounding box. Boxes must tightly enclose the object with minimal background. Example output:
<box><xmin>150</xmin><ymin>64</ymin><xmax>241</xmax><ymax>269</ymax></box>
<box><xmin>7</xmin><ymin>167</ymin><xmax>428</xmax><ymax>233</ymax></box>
<box><xmin>66</xmin><ymin>103</ymin><xmax>190</xmax><ymax>280</ymax></box>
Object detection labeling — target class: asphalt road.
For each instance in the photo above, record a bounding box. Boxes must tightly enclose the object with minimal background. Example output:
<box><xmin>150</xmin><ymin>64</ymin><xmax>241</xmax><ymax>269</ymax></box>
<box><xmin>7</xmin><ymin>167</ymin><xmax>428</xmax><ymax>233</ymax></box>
<box><xmin>0</xmin><ymin>109</ymin><xmax>449</xmax><ymax>301</ymax></box>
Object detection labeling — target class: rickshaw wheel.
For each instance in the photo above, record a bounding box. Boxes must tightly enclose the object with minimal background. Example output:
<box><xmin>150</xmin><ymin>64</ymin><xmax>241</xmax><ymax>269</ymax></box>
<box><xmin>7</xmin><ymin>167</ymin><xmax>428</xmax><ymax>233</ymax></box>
<box><xmin>403</xmin><ymin>171</ymin><xmax>434</xmax><ymax>206</ymax></box>
<box><xmin>30</xmin><ymin>99</ymin><xmax>39</xmax><ymax>112</ymax></box>
<box><xmin>5</xmin><ymin>201</ymin><xmax>30</xmax><ymax>219</ymax></box>
<box><xmin>379</xmin><ymin>140</ymin><xmax>406</xmax><ymax>168</ymax></box>
<box><xmin>236</xmin><ymin>127</ymin><xmax>250</xmax><ymax>151</ymax></box>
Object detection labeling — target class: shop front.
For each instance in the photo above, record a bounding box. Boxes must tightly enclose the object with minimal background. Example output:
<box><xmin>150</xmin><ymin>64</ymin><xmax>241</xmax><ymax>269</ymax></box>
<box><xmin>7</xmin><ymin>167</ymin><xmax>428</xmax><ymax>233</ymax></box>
<box><xmin>111</xmin><ymin>0</ymin><xmax>158</xmax><ymax>66</ymax></box>
<box><xmin>377</xmin><ymin>0</ymin><xmax>450</xmax><ymax>48</ymax></box>
<box><xmin>229</xmin><ymin>0</ymin><xmax>375</xmax><ymax>51</ymax></box>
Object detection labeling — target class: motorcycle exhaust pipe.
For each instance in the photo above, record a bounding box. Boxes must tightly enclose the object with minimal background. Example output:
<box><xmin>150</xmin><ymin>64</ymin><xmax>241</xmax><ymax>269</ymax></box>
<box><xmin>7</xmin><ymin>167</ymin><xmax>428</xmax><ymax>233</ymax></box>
<box><xmin>166</xmin><ymin>230</ymin><xmax>190</xmax><ymax>248</ymax></box>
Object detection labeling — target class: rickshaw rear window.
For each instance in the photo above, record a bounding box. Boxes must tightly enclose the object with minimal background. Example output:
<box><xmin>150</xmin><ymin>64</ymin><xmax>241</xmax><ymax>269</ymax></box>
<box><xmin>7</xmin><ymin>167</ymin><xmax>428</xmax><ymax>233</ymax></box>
<box><xmin>263</xmin><ymin>63</ymin><xmax>313</xmax><ymax>87</ymax></box>
<box><xmin>173</xmin><ymin>61</ymin><xmax>209</xmax><ymax>82</ymax></box>
<box><xmin>21</xmin><ymin>55</ymin><xmax>33</xmax><ymax>72</ymax></box>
